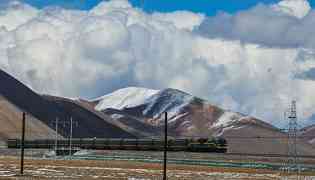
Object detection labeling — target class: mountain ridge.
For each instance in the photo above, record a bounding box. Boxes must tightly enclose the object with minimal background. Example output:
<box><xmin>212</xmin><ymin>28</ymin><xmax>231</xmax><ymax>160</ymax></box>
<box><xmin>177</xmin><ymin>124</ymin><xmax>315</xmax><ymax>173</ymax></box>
<box><xmin>90</xmin><ymin>86</ymin><xmax>315</xmax><ymax>155</ymax></box>
<box><xmin>1</xmin><ymin>69</ymin><xmax>315</xmax><ymax>155</ymax></box>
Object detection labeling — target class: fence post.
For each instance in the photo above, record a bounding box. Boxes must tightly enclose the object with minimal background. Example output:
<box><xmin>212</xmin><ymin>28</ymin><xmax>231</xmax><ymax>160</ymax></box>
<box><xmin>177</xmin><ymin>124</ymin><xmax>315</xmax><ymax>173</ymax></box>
<box><xmin>20</xmin><ymin>112</ymin><xmax>26</xmax><ymax>175</ymax></box>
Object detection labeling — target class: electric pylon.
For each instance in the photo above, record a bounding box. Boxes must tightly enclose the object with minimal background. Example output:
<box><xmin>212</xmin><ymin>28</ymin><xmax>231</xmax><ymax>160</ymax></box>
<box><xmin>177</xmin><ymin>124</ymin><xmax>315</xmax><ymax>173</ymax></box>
<box><xmin>286</xmin><ymin>100</ymin><xmax>300</xmax><ymax>177</ymax></box>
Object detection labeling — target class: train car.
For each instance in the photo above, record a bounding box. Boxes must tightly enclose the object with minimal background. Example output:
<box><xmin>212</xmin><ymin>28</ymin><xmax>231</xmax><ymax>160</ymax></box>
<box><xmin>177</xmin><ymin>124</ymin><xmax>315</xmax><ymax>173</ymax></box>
<box><xmin>7</xmin><ymin>137</ymin><xmax>227</xmax><ymax>153</ymax></box>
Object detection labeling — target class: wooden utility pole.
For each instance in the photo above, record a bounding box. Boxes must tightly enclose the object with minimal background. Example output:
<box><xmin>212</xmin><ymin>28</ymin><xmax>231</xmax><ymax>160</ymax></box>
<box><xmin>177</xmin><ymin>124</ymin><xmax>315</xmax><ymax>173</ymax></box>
<box><xmin>20</xmin><ymin>112</ymin><xmax>26</xmax><ymax>175</ymax></box>
<box><xmin>55</xmin><ymin>117</ymin><xmax>59</xmax><ymax>157</ymax></box>
<box><xmin>163</xmin><ymin>112</ymin><xmax>168</xmax><ymax>180</ymax></box>
<box><xmin>69</xmin><ymin>117</ymin><xmax>73</xmax><ymax>158</ymax></box>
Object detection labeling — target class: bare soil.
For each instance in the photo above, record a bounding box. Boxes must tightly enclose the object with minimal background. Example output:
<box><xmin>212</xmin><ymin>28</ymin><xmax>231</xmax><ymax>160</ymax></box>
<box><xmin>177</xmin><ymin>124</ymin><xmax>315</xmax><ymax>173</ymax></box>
<box><xmin>0</xmin><ymin>156</ymin><xmax>314</xmax><ymax>180</ymax></box>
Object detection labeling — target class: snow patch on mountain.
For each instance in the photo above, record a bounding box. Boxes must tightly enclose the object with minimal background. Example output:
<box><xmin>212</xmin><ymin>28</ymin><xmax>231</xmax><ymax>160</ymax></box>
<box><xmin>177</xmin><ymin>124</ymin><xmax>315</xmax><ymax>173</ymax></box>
<box><xmin>213</xmin><ymin>112</ymin><xmax>255</xmax><ymax>137</ymax></box>
<box><xmin>94</xmin><ymin>87</ymin><xmax>159</xmax><ymax>111</ymax></box>
<box><xmin>273</xmin><ymin>0</ymin><xmax>311</xmax><ymax>18</ymax></box>
<box><xmin>142</xmin><ymin>88</ymin><xmax>194</xmax><ymax>118</ymax></box>
<box><xmin>213</xmin><ymin>111</ymin><xmax>242</xmax><ymax>128</ymax></box>
<box><xmin>168</xmin><ymin>112</ymin><xmax>189</xmax><ymax>124</ymax></box>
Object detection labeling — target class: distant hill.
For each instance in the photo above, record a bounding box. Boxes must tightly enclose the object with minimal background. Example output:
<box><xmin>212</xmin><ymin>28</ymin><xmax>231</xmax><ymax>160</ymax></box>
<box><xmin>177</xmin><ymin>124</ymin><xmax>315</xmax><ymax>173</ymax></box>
<box><xmin>91</xmin><ymin>87</ymin><xmax>315</xmax><ymax>155</ymax></box>
<box><xmin>0</xmin><ymin>69</ymin><xmax>135</xmax><ymax>141</ymax></box>
<box><xmin>300</xmin><ymin>125</ymin><xmax>315</xmax><ymax>145</ymax></box>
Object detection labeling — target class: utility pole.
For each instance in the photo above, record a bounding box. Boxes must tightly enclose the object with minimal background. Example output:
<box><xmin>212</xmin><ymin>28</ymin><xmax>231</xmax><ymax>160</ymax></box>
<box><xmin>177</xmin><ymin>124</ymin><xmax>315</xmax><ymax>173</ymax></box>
<box><xmin>69</xmin><ymin>117</ymin><xmax>73</xmax><ymax>158</ymax></box>
<box><xmin>163</xmin><ymin>112</ymin><xmax>168</xmax><ymax>180</ymax></box>
<box><xmin>55</xmin><ymin>117</ymin><xmax>59</xmax><ymax>157</ymax></box>
<box><xmin>20</xmin><ymin>112</ymin><xmax>26</xmax><ymax>175</ymax></box>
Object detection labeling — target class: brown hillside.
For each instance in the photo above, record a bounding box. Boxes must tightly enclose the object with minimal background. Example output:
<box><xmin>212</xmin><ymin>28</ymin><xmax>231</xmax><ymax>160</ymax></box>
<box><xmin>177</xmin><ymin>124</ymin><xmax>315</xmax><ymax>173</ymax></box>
<box><xmin>0</xmin><ymin>69</ymin><xmax>135</xmax><ymax>139</ymax></box>
<box><xmin>0</xmin><ymin>95</ymin><xmax>56</xmax><ymax>142</ymax></box>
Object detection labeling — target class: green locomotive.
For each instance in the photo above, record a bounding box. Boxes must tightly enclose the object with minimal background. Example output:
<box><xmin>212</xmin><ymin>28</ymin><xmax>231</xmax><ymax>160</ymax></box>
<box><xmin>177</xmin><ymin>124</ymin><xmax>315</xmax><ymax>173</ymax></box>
<box><xmin>7</xmin><ymin>137</ymin><xmax>227</xmax><ymax>153</ymax></box>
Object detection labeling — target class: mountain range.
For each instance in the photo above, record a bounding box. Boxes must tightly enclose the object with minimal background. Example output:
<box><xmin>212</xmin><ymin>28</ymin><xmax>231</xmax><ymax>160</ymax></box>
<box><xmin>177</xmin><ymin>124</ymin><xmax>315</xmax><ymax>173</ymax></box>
<box><xmin>0</xmin><ymin>68</ymin><xmax>315</xmax><ymax>155</ymax></box>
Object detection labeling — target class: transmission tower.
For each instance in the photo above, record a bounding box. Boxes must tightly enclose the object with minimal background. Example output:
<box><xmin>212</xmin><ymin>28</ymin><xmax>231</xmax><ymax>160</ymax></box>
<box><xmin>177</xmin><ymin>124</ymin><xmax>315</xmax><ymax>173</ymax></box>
<box><xmin>286</xmin><ymin>100</ymin><xmax>300</xmax><ymax>176</ymax></box>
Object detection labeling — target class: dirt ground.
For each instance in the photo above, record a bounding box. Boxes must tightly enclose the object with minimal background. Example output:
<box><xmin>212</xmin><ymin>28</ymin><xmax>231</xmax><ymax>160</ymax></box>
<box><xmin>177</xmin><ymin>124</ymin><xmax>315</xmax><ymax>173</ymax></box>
<box><xmin>0</xmin><ymin>156</ymin><xmax>315</xmax><ymax>180</ymax></box>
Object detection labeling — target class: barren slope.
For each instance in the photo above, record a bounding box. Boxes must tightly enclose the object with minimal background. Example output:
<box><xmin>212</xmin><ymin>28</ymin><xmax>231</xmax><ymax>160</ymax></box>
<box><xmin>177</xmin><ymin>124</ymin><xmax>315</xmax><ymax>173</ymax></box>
<box><xmin>0</xmin><ymin>69</ymin><xmax>135</xmax><ymax>139</ymax></box>
<box><xmin>300</xmin><ymin>125</ymin><xmax>315</xmax><ymax>145</ymax></box>
<box><xmin>0</xmin><ymin>95</ymin><xmax>56</xmax><ymax>143</ymax></box>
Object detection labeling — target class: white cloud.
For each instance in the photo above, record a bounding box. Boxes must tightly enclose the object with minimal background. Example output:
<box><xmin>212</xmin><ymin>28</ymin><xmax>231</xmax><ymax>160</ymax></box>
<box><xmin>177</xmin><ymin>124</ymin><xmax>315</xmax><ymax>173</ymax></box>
<box><xmin>0</xmin><ymin>1</ymin><xmax>38</xmax><ymax>31</ymax></box>
<box><xmin>0</xmin><ymin>0</ymin><xmax>315</xmax><ymax>127</ymax></box>
<box><xmin>196</xmin><ymin>0</ymin><xmax>315</xmax><ymax>48</ymax></box>
<box><xmin>273</xmin><ymin>0</ymin><xmax>311</xmax><ymax>18</ymax></box>
<box><xmin>152</xmin><ymin>11</ymin><xmax>205</xmax><ymax>31</ymax></box>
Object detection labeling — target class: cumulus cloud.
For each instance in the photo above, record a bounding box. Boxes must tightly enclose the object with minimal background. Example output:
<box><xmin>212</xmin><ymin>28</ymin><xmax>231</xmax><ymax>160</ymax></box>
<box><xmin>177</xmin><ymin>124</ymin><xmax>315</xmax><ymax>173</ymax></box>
<box><xmin>196</xmin><ymin>0</ymin><xmax>314</xmax><ymax>48</ymax></box>
<box><xmin>273</xmin><ymin>0</ymin><xmax>311</xmax><ymax>18</ymax></box>
<box><xmin>0</xmin><ymin>1</ymin><xmax>38</xmax><ymax>31</ymax></box>
<box><xmin>1</xmin><ymin>0</ymin><xmax>315</xmax><ymax>127</ymax></box>
<box><xmin>152</xmin><ymin>11</ymin><xmax>205</xmax><ymax>31</ymax></box>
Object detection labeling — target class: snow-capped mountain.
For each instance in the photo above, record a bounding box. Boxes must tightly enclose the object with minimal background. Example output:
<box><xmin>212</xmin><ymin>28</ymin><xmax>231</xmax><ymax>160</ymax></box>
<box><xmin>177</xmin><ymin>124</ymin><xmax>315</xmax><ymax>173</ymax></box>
<box><xmin>89</xmin><ymin>87</ymin><xmax>315</xmax><ymax>155</ymax></box>
<box><xmin>92</xmin><ymin>87</ymin><xmax>276</xmax><ymax>133</ymax></box>
<box><xmin>93</xmin><ymin>87</ymin><xmax>159</xmax><ymax>111</ymax></box>
<box><xmin>91</xmin><ymin>87</ymin><xmax>274</xmax><ymax>134</ymax></box>
<box><xmin>93</xmin><ymin>87</ymin><xmax>196</xmax><ymax>120</ymax></box>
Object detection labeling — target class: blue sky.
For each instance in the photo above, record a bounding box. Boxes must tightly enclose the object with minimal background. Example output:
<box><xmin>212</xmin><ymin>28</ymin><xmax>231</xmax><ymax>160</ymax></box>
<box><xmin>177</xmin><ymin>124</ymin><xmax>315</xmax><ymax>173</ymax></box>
<box><xmin>22</xmin><ymin>0</ymin><xmax>315</xmax><ymax>16</ymax></box>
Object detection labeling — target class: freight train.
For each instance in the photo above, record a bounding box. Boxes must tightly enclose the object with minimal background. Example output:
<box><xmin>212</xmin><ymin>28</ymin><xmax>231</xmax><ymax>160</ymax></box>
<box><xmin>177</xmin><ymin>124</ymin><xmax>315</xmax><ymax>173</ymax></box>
<box><xmin>7</xmin><ymin>137</ymin><xmax>227</xmax><ymax>153</ymax></box>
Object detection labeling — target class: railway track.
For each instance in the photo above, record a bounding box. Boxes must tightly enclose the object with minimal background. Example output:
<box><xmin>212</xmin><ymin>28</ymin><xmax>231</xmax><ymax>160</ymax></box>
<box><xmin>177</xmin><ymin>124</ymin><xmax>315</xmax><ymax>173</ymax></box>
<box><xmin>52</xmin><ymin>154</ymin><xmax>315</xmax><ymax>172</ymax></box>
<box><xmin>227</xmin><ymin>153</ymin><xmax>315</xmax><ymax>159</ymax></box>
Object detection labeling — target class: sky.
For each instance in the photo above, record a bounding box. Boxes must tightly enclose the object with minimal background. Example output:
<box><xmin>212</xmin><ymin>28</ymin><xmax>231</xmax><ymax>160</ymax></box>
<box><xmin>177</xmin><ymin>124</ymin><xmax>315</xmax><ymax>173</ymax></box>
<box><xmin>1</xmin><ymin>0</ymin><xmax>315</xmax><ymax>128</ymax></box>
<box><xmin>22</xmin><ymin>0</ymin><xmax>314</xmax><ymax>15</ymax></box>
